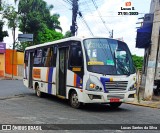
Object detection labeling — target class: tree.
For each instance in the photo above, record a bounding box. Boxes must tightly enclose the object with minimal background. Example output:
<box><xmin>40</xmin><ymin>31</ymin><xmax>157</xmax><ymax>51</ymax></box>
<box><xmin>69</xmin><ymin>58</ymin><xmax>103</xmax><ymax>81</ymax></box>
<box><xmin>2</xmin><ymin>4</ymin><xmax>19</xmax><ymax>45</ymax></box>
<box><xmin>37</xmin><ymin>25</ymin><xmax>63</xmax><ymax>44</ymax></box>
<box><xmin>17</xmin><ymin>0</ymin><xmax>63</xmax><ymax>45</ymax></box>
<box><xmin>50</xmin><ymin>14</ymin><xmax>62</xmax><ymax>32</ymax></box>
<box><xmin>15</xmin><ymin>41</ymin><xmax>30</xmax><ymax>51</ymax></box>
<box><xmin>132</xmin><ymin>54</ymin><xmax>144</xmax><ymax>70</ymax></box>
<box><xmin>0</xmin><ymin>21</ymin><xmax>8</xmax><ymax>42</ymax></box>
<box><xmin>64</xmin><ymin>31</ymin><xmax>72</xmax><ymax>38</ymax></box>
<box><xmin>0</xmin><ymin>0</ymin><xmax>8</xmax><ymax>42</ymax></box>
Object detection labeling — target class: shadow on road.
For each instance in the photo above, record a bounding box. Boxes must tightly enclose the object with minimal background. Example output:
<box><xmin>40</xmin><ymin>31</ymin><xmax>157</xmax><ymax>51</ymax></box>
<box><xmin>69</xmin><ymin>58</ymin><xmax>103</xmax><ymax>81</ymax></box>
<box><xmin>29</xmin><ymin>93</ymin><xmax>131</xmax><ymax>113</ymax></box>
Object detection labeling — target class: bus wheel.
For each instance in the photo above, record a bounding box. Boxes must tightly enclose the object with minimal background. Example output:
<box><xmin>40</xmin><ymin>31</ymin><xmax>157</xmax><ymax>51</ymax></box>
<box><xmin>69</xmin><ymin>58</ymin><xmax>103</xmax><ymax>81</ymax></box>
<box><xmin>70</xmin><ymin>91</ymin><xmax>82</xmax><ymax>109</ymax></box>
<box><xmin>35</xmin><ymin>85</ymin><xmax>43</xmax><ymax>98</ymax></box>
<box><xmin>109</xmin><ymin>102</ymin><xmax>122</xmax><ymax>109</ymax></box>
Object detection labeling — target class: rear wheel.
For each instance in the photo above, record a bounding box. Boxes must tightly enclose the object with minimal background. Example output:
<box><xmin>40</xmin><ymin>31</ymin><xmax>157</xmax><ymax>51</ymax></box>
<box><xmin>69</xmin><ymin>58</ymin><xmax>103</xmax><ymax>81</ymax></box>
<box><xmin>110</xmin><ymin>102</ymin><xmax>122</xmax><ymax>109</ymax></box>
<box><xmin>35</xmin><ymin>85</ymin><xmax>43</xmax><ymax>98</ymax></box>
<box><xmin>70</xmin><ymin>91</ymin><xmax>82</xmax><ymax>109</ymax></box>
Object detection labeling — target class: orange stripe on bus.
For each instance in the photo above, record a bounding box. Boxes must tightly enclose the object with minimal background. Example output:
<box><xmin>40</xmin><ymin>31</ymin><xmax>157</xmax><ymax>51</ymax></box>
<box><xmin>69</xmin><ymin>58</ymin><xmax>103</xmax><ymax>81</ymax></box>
<box><xmin>74</xmin><ymin>74</ymin><xmax>77</xmax><ymax>87</ymax></box>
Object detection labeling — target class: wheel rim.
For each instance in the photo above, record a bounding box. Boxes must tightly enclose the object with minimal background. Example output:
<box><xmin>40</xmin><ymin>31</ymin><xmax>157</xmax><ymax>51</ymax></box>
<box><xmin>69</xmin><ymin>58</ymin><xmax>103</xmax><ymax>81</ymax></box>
<box><xmin>71</xmin><ymin>93</ymin><xmax>79</xmax><ymax>107</ymax></box>
<box><xmin>36</xmin><ymin>86</ymin><xmax>41</xmax><ymax>97</ymax></box>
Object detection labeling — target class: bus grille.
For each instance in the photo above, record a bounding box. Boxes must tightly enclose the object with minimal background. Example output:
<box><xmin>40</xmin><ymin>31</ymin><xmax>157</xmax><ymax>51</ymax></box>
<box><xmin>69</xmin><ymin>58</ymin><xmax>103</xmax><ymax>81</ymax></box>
<box><xmin>105</xmin><ymin>81</ymin><xmax>128</xmax><ymax>92</ymax></box>
<box><xmin>107</xmin><ymin>94</ymin><xmax>124</xmax><ymax>99</ymax></box>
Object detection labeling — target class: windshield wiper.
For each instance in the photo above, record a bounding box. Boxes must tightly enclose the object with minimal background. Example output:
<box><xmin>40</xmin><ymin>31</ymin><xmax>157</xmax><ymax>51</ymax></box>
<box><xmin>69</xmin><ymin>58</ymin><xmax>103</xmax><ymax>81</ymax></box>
<box><xmin>116</xmin><ymin>59</ymin><xmax>130</xmax><ymax>76</ymax></box>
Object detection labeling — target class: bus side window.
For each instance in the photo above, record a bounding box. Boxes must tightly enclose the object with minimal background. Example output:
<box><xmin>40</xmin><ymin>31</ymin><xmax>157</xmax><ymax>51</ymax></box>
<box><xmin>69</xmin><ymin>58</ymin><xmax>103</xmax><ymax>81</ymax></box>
<box><xmin>70</xmin><ymin>45</ymin><xmax>83</xmax><ymax>67</ymax></box>
<box><xmin>42</xmin><ymin>47</ymin><xmax>53</xmax><ymax>67</ymax></box>
<box><xmin>34</xmin><ymin>49</ymin><xmax>42</xmax><ymax>66</ymax></box>
<box><xmin>52</xmin><ymin>46</ymin><xmax>57</xmax><ymax>67</ymax></box>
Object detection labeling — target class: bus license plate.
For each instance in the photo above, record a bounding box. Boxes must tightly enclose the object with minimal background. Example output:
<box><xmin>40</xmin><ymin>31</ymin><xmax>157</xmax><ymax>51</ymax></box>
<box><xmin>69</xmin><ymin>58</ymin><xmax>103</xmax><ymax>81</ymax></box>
<box><xmin>110</xmin><ymin>98</ymin><xmax>120</xmax><ymax>102</ymax></box>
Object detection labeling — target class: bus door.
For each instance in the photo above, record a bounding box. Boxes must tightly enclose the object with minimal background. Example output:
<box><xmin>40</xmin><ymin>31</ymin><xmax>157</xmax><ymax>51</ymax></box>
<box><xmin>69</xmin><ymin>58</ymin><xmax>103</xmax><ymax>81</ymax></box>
<box><xmin>58</xmin><ymin>47</ymin><xmax>69</xmax><ymax>97</ymax></box>
<box><xmin>28</xmin><ymin>52</ymin><xmax>34</xmax><ymax>88</ymax></box>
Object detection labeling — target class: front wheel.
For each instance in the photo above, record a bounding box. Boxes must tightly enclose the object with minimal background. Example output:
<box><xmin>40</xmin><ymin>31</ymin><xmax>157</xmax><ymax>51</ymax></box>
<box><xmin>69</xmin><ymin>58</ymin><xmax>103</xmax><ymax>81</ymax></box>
<box><xmin>110</xmin><ymin>102</ymin><xmax>122</xmax><ymax>109</ymax></box>
<box><xmin>35</xmin><ymin>85</ymin><xmax>43</xmax><ymax>98</ymax></box>
<box><xmin>70</xmin><ymin>91</ymin><xmax>82</xmax><ymax>109</ymax></box>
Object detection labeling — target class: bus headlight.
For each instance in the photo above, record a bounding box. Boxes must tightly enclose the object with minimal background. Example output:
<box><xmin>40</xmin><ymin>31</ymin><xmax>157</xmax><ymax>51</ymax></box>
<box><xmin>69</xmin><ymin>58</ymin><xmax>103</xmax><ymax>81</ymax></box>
<box><xmin>89</xmin><ymin>83</ymin><xmax>96</xmax><ymax>89</ymax></box>
<box><xmin>129</xmin><ymin>84</ymin><xmax>136</xmax><ymax>91</ymax></box>
<box><xmin>89</xmin><ymin>83</ymin><xmax>102</xmax><ymax>91</ymax></box>
<box><xmin>86</xmin><ymin>75</ymin><xmax>103</xmax><ymax>92</ymax></box>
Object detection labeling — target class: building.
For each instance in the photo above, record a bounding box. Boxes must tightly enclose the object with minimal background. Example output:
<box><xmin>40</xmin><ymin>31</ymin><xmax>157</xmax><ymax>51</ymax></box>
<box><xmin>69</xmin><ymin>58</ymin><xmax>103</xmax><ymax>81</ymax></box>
<box><xmin>0</xmin><ymin>42</ymin><xmax>6</xmax><ymax>77</ymax></box>
<box><xmin>5</xmin><ymin>49</ymin><xmax>24</xmax><ymax>77</ymax></box>
<box><xmin>0</xmin><ymin>44</ymin><xmax>24</xmax><ymax>78</ymax></box>
<box><xmin>136</xmin><ymin>0</ymin><xmax>160</xmax><ymax>100</ymax></box>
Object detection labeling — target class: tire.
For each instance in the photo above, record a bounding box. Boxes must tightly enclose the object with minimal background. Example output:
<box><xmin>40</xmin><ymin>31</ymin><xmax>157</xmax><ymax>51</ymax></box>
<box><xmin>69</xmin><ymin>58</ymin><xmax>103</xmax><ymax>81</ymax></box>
<box><xmin>35</xmin><ymin>85</ymin><xmax>43</xmax><ymax>98</ymax></box>
<box><xmin>110</xmin><ymin>102</ymin><xmax>122</xmax><ymax>109</ymax></box>
<box><xmin>70</xmin><ymin>91</ymin><xmax>82</xmax><ymax>109</ymax></box>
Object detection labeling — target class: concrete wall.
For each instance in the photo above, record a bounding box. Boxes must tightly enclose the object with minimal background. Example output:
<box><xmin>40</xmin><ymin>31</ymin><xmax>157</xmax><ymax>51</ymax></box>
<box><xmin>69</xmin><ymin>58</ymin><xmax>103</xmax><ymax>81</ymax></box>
<box><xmin>5</xmin><ymin>49</ymin><xmax>24</xmax><ymax>77</ymax></box>
<box><xmin>0</xmin><ymin>54</ymin><xmax>5</xmax><ymax>77</ymax></box>
<box><xmin>17</xmin><ymin>52</ymin><xmax>24</xmax><ymax>65</ymax></box>
<box><xmin>17</xmin><ymin>65</ymin><xmax>24</xmax><ymax>77</ymax></box>
<box><xmin>5</xmin><ymin>49</ymin><xmax>17</xmax><ymax>76</ymax></box>
<box><xmin>141</xmin><ymin>0</ymin><xmax>160</xmax><ymax>88</ymax></box>
<box><xmin>150</xmin><ymin>0</ymin><xmax>156</xmax><ymax>13</ymax></box>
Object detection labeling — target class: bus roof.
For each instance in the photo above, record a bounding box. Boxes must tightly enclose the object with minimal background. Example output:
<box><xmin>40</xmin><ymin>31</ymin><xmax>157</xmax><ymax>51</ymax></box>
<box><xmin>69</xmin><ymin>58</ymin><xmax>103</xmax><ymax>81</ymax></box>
<box><xmin>25</xmin><ymin>36</ymin><xmax>122</xmax><ymax>50</ymax></box>
<box><xmin>25</xmin><ymin>36</ymin><xmax>84</xmax><ymax>50</ymax></box>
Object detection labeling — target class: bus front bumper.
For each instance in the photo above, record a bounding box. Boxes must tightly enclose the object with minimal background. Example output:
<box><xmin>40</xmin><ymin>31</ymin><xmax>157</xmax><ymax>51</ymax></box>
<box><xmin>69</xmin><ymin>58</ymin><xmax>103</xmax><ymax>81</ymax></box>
<box><xmin>78</xmin><ymin>90</ymin><xmax>136</xmax><ymax>103</ymax></box>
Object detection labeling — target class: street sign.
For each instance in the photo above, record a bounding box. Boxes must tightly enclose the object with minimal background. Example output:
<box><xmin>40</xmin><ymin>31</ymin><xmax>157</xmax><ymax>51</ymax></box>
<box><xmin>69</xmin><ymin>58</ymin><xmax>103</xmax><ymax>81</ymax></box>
<box><xmin>18</xmin><ymin>34</ymin><xmax>33</xmax><ymax>42</ymax></box>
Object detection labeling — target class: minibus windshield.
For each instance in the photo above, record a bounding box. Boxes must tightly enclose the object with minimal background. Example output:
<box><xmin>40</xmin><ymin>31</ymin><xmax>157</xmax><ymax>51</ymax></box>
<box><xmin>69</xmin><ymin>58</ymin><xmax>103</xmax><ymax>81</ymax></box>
<box><xmin>83</xmin><ymin>38</ymin><xmax>136</xmax><ymax>75</ymax></box>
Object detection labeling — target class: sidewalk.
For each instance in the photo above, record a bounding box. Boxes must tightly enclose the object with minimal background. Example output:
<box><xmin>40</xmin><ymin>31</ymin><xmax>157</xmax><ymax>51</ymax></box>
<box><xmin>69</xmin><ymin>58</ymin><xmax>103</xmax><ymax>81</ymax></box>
<box><xmin>0</xmin><ymin>74</ymin><xmax>23</xmax><ymax>80</ymax></box>
<box><xmin>126</xmin><ymin>87</ymin><xmax>160</xmax><ymax>109</ymax></box>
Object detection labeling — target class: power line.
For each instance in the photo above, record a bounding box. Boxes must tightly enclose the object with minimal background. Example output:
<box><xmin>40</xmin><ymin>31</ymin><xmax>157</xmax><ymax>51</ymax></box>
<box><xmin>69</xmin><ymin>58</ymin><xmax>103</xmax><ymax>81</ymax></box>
<box><xmin>78</xmin><ymin>12</ymin><xmax>94</xmax><ymax>36</ymax></box>
<box><xmin>59</xmin><ymin>0</ymin><xmax>72</xmax><ymax>9</ymax></box>
<box><xmin>77</xmin><ymin>17</ymin><xmax>90</xmax><ymax>35</ymax></box>
<box><xmin>62</xmin><ymin>0</ymin><xmax>72</xmax><ymax>6</ymax></box>
<box><xmin>79</xmin><ymin>0</ymin><xmax>105</xmax><ymax>35</ymax></box>
<box><xmin>91</xmin><ymin>0</ymin><xmax>111</xmax><ymax>37</ymax></box>
<box><xmin>61</xmin><ymin>0</ymin><xmax>94</xmax><ymax>36</ymax></box>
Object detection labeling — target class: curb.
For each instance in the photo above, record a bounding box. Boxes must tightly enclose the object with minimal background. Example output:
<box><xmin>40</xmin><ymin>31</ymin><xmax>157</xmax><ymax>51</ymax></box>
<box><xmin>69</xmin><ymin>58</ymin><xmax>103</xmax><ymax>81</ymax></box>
<box><xmin>0</xmin><ymin>78</ymin><xmax>22</xmax><ymax>80</ymax></box>
<box><xmin>125</xmin><ymin>102</ymin><xmax>159</xmax><ymax>109</ymax></box>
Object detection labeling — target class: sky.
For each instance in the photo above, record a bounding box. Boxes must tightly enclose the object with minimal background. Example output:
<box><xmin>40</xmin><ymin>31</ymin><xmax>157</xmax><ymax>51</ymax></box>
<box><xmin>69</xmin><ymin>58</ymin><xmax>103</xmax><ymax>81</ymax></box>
<box><xmin>2</xmin><ymin>0</ymin><xmax>151</xmax><ymax>56</ymax></box>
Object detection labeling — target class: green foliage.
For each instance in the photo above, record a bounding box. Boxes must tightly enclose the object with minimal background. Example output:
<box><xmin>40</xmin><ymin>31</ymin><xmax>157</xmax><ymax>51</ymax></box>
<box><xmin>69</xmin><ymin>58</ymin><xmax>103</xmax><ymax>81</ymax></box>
<box><xmin>64</xmin><ymin>31</ymin><xmax>72</xmax><ymax>38</ymax></box>
<box><xmin>15</xmin><ymin>42</ymin><xmax>30</xmax><ymax>51</ymax></box>
<box><xmin>37</xmin><ymin>25</ymin><xmax>63</xmax><ymax>44</ymax></box>
<box><xmin>2</xmin><ymin>3</ymin><xmax>19</xmax><ymax>45</ymax></box>
<box><xmin>0</xmin><ymin>1</ymin><xmax>8</xmax><ymax>42</ymax></box>
<box><xmin>17</xmin><ymin>0</ymin><xmax>63</xmax><ymax>47</ymax></box>
<box><xmin>3</xmin><ymin>4</ymin><xmax>18</xmax><ymax>30</ymax></box>
<box><xmin>0</xmin><ymin>21</ymin><xmax>8</xmax><ymax>42</ymax></box>
<box><xmin>132</xmin><ymin>54</ymin><xmax>144</xmax><ymax>70</ymax></box>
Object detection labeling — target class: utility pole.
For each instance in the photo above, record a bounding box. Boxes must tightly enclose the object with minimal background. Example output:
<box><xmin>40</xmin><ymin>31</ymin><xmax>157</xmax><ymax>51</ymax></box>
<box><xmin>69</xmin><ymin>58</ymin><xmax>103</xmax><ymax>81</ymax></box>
<box><xmin>0</xmin><ymin>0</ymin><xmax>3</xmax><ymax>42</ymax></box>
<box><xmin>144</xmin><ymin>0</ymin><xmax>160</xmax><ymax>100</ymax></box>
<box><xmin>70</xmin><ymin>0</ymin><xmax>78</xmax><ymax>36</ymax></box>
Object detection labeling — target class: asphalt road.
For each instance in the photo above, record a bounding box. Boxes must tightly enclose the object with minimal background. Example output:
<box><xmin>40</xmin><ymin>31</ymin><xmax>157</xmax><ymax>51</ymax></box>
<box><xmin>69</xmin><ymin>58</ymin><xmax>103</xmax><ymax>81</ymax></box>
<box><xmin>0</xmin><ymin>80</ymin><xmax>160</xmax><ymax>133</ymax></box>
